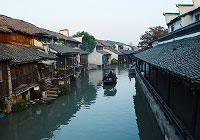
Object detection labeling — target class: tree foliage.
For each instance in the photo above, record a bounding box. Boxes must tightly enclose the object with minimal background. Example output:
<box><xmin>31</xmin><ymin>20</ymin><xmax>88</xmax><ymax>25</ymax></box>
<box><xmin>138</xmin><ymin>26</ymin><xmax>168</xmax><ymax>47</ymax></box>
<box><xmin>73</xmin><ymin>31</ymin><xmax>96</xmax><ymax>52</ymax></box>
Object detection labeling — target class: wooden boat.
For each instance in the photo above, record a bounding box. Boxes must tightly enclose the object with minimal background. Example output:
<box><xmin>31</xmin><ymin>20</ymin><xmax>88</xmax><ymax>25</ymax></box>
<box><xmin>102</xmin><ymin>66</ymin><xmax>117</xmax><ymax>85</ymax></box>
<box><xmin>129</xmin><ymin>64</ymin><xmax>136</xmax><ymax>75</ymax></box>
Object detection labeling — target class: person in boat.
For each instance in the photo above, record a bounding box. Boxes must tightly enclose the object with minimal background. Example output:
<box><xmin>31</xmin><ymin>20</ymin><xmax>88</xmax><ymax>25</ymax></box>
<box><xmin>103</xmin><ymin>73</ymin><xmax>108</xmax><ymax>80</ymax></box>
<box><xmin>109</xmin><ymin>70</ymin><xmax>113</xmax><ymax>77</ymax></box>
<box><xmin>108</xmin><ymin>70</ymin><xmax>117</xmax><ymax>80</ymax></box>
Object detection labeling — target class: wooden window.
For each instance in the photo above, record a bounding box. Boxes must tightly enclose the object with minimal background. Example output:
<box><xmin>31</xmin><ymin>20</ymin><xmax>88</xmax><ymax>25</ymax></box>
<box><xmin>12</xmin><ymin>35</ymin><xmax>16</xmax><ymax>41</ymax></box>
<box><xmin>0</xmin><ymin>64</ymin><xmax>2</xmax><ymax>81</ymax></box>
<box><xmin>195</xmin><ymin>14</ymin><xmax>200</xmax><ymax>21</ymax></box>
<box><xmin>171</xmin><ymin>24</ymin><xmax>174</xmax><ymax>32</ymax></box>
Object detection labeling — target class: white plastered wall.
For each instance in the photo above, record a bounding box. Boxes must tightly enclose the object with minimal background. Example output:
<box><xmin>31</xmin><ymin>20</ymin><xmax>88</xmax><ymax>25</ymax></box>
<box><xmin>174</xmin><ymin>19</ymin><xmax>182</xmax><ymax>30</ymax></box>
<box><xmin>88</xmin><ymin>49</ymin><xmax>103</xmax><ymax>66</ymax></box>
<box><xmin>182</xmin><ymin>14</ymin><xmax>193</xmax><ymax>27</ymax></box>
<box><xmin>164</xmin><ymin>14</ymin><xmax>179</xmax><ymax>24</ymax></box>
<box><xmin>178</xmin><ymin>6</ymin><xmax>195</xmax><ymax>15</ymax></box>
<box><xmin>193</xmin><ymin>0</ymin><xmax>200</xmax><ymax>7</ymax></box>
<box><xmin>103</xmin><ymin>49</ymin><xmax>118</xmax><ymax>60</ymax></box>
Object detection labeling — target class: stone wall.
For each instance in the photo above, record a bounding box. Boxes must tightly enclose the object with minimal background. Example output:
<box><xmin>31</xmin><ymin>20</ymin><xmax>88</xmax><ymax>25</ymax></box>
<box><xmin>136</xmin><ymin>70</ymin><xmax>182</xmax><ymax>140</ymax></box>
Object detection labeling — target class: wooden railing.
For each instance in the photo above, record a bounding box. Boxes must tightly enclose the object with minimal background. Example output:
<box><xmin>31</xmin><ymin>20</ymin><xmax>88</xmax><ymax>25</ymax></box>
<box><xmin>12</xmin><ymin>73</ymin><xmax>38</xmax><ymax>90</ymax></box>
<box><xmin>55</xmin><ymin>67</ymin><xmax>74</xmax><ymax>78</ymax></box>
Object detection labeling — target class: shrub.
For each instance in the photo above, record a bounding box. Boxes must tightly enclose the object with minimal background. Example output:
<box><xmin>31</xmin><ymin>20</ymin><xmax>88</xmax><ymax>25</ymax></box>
<box><xmin>0</xmin><ymin>112</ymin><xmax>6</xmax><ymax>116</ymax></box>
<box><xmin>111</xmin><ymin>58</ymin><xmax>118</xmax><ymax>65</ymax></box>
<box><xmin>59</xmin><ymin>84</ymin><xmax>68</xmax><ymax>96</ymax></box>
<box><xmin>12</xmin><ymin>100</ymin><xmax>28</xmax><ymax>112</ymax></box>
<box><xmin>57</xmin><ymin>68</ymin><xmax>66</xmax><ymax>70</ymax></box>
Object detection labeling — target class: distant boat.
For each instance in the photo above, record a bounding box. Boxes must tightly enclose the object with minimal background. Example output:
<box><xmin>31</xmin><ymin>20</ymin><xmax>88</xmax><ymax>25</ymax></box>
<box><xmin>129</xmin><ymin>63</ymin><xmax>136</xmax><ymax>75</ymax></box>
<box><xmin>102</xmin><ymin>66</ymin><xmax>117</xmax><ymax>85</ymax></box>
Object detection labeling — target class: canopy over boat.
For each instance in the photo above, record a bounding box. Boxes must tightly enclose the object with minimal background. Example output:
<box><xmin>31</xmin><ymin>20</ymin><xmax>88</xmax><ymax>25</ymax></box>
<box><xmin>102</xmin><ymin>66</ymin><xmax>117</xmax><ymax>85</ymax></box>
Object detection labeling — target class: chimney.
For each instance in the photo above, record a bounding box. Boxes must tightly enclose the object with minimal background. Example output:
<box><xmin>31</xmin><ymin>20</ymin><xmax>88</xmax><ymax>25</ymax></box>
<box><xmin>59</xmin><ymin>29</ymin><xmax>69</xmax><ymax>37</ymax></box>
<box><xmin>193</xmin><ymin>0</ymin><xmax>200</xmax><ymax>7</ymax></box>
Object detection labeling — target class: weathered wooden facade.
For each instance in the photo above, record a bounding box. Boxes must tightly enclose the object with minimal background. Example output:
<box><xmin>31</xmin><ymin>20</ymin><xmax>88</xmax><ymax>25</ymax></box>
<box><xmin>0</xmin><ymin>61</ymin><xmax>12</xmax><ymax>112</ymax></box>
<box><xmin>135</xmin><ymin>36</ymin><xmax>200</xmax><ymax>139</ymax></box>
<box><xmin>76</xmin><ymin>49</ymin><xmax>89</xmax><ymax>69</ymax></box>
<box><xmin>0</xmin><ymin>62</ymin><xmax>10</xmax><ymax>97</ymax></box>
<box><xmin>0</xmin><ymin>14</ymin><xmax>83</xmax><ymax>113</ymax></box>
<box><xmin>119</xmin><ymin>50</ymin><xmax>136</xmax><ymax>63</ymax></box>
<box><xmin>0</xmin><ymin>32</ymin><xmax>36</xmax><ymax>45</ymax></box>
<box><xmin>48</xmin><ymin>44</ymin><xmax>81</xmax><ymax>79</ymax></box>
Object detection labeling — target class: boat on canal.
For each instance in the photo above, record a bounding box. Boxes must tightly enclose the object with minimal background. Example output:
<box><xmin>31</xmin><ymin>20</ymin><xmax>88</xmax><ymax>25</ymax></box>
<box><xmin>128</xmin><ymin>63</ymin><xmax>136</xmax><ymax>75</ymax></box>
<box><xmin>102</xmin><ymin>66</ymin><xmax>117</xmax><ymax>85</ymax></box>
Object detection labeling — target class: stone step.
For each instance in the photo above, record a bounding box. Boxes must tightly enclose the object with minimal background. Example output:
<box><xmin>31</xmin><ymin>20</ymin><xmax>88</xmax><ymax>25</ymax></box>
<box><xmin>47</xmin><ymin>90</ymin><xmax>58</xmax><ymax>94</ymax></box>
<box><xmin>47</xmin><ymin>94</ymin><xmax>59</xmax><ymax>98</ymax></box>
<box><xmin>49</xmin><ymin>87</ymin><xmax>59</xmax><ymax>91</ymax></box>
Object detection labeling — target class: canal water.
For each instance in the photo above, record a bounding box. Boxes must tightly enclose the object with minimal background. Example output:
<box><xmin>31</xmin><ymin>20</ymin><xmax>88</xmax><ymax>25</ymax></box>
<box><xmin>0</xmin><ymin>65</ymin><xmax>164</xmax><ymax>140</ymax></box>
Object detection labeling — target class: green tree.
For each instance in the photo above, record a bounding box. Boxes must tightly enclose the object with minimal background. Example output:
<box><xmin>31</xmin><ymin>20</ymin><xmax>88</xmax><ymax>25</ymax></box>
<box><xmin>138</xmin><ymin>26</ymin><xmax>168</xmax><ymax>47</ymax></box>
<box><xmin>73</xmin><ymin>31</ymin><xmax>96</xmax><ymax>52</ymax></box>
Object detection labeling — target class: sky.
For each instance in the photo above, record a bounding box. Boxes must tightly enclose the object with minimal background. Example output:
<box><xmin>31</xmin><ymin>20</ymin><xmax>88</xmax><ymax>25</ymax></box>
<box><xmin>0</xmin><ymin>0</ymin><xmax>193</xmax><ymax>45</ymax></box>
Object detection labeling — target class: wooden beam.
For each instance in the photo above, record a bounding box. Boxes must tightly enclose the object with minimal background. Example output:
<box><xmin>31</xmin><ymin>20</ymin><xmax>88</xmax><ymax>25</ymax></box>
<box><xmin>144</xmin><ymin>62</ymin><xmax>146</xmax><ymax>78</ymax></box>
<box><xmin>155</xmin><ymin>68</ymin><xmax>158</xmax><ymax>91</ymax></box>
<box><xmin>191</xmin><ymin>94</ymin><xmax>198</xmax><ymax>136</ymax></box>
<box><xmin>148</xmin><ymin>64</ymin><xmax>151</xmax><ymax>81</ymax></box>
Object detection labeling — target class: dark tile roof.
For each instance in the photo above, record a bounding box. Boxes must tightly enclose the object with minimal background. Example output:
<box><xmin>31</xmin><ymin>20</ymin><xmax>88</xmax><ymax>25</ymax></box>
<box><xmin>96</xmin><ymin>42</ymin><xmax>103</xmax><ymax>47</ymax></box>
<box><xmin>0</xmin><ymin>43</ymin><xmax>56</xmax><ymax>65</ymax></box>
<box><xmin>106</xmin><ymin>40</ymin><xmax>126</xmax><ymax>47</ymax></box>
<box><xmin>96</xmin><ymin>40</ymin><xmax>114</xmax><ymax>47</ymax></box>
<box><xmin>41</xmin><ymin>29</ymin><xmax>80</xmax><ymax>43</ymax></box>
<box><xmin>135</xmin><ymin>37</ymin><xmax>200</xmax><ymax>84</ymax></box>
<box><xmin>0</xmin><ymin>45</ymin><xmax>13</xmax><ymax>61</ymax></box>
<box><xmin>104</xmin><ymin>48</ymin><xmax>123</xmax><ymax>55</ymax></box>
<box><xmin>0</xmin><ymin>15</ymin><xmax>80</xmax><ymax>43</ymax></box>
<box><xmin>96</xmin><ymin>50</ymin><xmax>111</xmax><ymax>55</ymax></box>
<box><xmin>120</xmin><ymin>50</ymin><xmax>135</xmax><ymax>55</ymax></box>
<box><xmin>96</xmin><ymin>40</ymin><xmax>127</xmax><ymax>48</ymax></box>
<box><xmin>49</xmin><ymin>44</ymin><xmax>79</xmax><ymax>55</ymax></box>
<box><xmin>74</xmin><ymin>49</ymin><xmax>89</xmax><ymax>55</ymax></box>
<box><xmin>0</xmin><ymin>15</ymin><xmax>45</xmax><ymax>35</ymax></box>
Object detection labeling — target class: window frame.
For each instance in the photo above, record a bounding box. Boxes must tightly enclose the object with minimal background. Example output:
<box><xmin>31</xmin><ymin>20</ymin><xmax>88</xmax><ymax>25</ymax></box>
<box><xmin>195</xmin><ymin>14</ymin><xmax>200</xmax><ymax>22</ymax></box>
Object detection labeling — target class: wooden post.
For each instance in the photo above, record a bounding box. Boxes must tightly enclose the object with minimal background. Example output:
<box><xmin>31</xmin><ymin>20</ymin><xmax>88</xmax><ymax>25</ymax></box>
<box><xmin>148</xmin><ymin>64</ymin><xmax>151</xmax><ymax>81</ymax></box>
<box><xmin>191</xmin><ymin>93</ymin><xmax>198</xmax><ymax>136</ymax></box>
<box><xmin>167</xmin><ymin>75</ymin><xmax>171</xmax><ymax>106</ymax></box>
<box><xmin>155</xmin><ymin>68</ymin><xmax>158</xmax><ymax>91</ymax></box>
<box><xmin>65</xmin><ymin>56</ymin><xmax>67</xmax><ymax>76</ymax></box>
<box><xmin>144</xmin><ymin>62</ymin><xmax>146</xmax><ymax>78</ymax></box>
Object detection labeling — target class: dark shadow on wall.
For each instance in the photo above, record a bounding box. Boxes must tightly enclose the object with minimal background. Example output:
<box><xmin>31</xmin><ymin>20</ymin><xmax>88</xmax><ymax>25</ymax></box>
<box><xmin>134</xmin><ymin>80</ymin><xmax>164</xmax><ymax>140</ymax></box>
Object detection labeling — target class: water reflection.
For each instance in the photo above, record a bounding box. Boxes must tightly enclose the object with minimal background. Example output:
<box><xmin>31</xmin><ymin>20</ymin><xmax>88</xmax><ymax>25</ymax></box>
<box><xmin>128</xmin><ymin>73</ymin><xmax>135</xmax><ymax>82</ymax></box>
<box><xmin>134</xmin><ymin>80</ymin><xmax>164</xmax><ymax>140</ymax></box>
<box><xmin>103</xmin><ymin>84</ymin><xmax>117</xmax><ymax>96</ymax></box>
<box><xmin>0</xmin><ymin>65</ymin><xmax>163</xmax><ymax>140</ymax></box>
<box><xmin>0</xmin><ymin>72</ymin><xmax>97</xmax><ymax>140</ymax></box>
<box><xmin>88</xmin><ymin>70</ymin><xmax>103</xmax><ymax>88</ymax></box>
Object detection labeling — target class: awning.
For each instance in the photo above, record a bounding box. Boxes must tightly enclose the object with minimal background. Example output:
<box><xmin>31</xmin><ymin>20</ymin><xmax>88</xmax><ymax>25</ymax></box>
<box><xmin>39</xmin><ymin>60</ymin><xmax>56</xmax><ymax>65</ymax></box>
